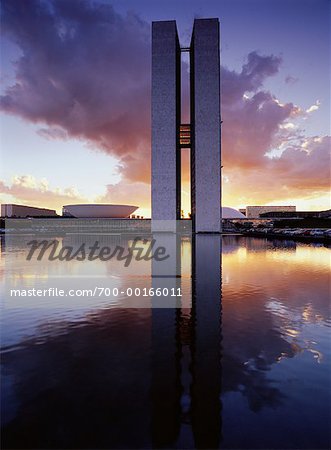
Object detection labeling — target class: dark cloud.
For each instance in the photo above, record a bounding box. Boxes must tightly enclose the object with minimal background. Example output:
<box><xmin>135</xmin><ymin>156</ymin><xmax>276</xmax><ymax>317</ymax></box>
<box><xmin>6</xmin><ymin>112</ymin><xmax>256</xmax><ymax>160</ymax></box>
<box><xmin>222</xmin><ymin>89</ymin><xmax>299</xmax><ymax>169</ymax></box>
<box><xmin>222</xmin><ymin>51</ymin><xmax>282</xmax><ymax>105</ymax></box>
<box><xmin>285</xmin><ymin>75</ymin><xmax>298</xmax><ymax>85</ymax></box>
<box><xmin>1</xmin><ymin>0</ymin><xmax>151</xmax><ymax>181</ymax></box>
<box><xmin>0</xmin><ymin>0</ymin><xmax>329</xmax><ymax>208</ymax></box>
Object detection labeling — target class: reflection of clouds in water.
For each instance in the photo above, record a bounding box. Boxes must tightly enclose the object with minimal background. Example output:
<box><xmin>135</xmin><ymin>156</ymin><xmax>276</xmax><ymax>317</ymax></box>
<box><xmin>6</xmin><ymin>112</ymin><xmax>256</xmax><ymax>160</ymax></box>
<box><xmin>265</xmin><ymin>298</ymin><xmax>326</xmax><ymax>364</ymax></box>
<box><xmin>1</xmin><ymin>234</ymin><xmax>190</xmax><ymax>346</ymax></box>
<box><xmin>221</xmin><ymin>237</ymin><xmax>330</xmax><ymax>414</ymax></box>
<box><xmin>1</xmin><ymin>234</ymin><xmax>330</xmax><ymax>447</ymax></box>
<box><xmin>266</xmin><ymin>297</ymin><xmax>328</xmax><ymax>329</ymax></box>
<box><xmin>222</xmin><ymin>324</ymin><xmax>295</xmax><ymax>412</ymax></box>
<box><xmin>223</xmin><ymin>353</ymin><xmax>286</xmax><ymax>412</ymax></box>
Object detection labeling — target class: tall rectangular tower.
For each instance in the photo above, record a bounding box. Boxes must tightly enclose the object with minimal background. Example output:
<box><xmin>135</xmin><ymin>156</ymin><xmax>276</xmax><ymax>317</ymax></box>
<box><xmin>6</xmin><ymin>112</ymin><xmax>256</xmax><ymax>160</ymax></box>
<box><xmin>151</xmin><ymin>21</ymin><xmax>181</xmax><ymax>227</ymax></box>
<box><xmin>152</xmin><ymin>19</ymin><xmax>221</xmax><ymax>233</ymax></box>
<box><xmin>191</xmin><ymin>19</ymin><xmax>221</xmax><ymax>233</ymax></box>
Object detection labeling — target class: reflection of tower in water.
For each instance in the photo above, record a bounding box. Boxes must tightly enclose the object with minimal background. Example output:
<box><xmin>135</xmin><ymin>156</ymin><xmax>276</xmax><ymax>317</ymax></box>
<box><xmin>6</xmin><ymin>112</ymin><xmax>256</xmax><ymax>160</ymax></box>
<box><xmin>152</xmin><ymin>235</ymin><xmax>222</xmax><ymax>448</ymax></box>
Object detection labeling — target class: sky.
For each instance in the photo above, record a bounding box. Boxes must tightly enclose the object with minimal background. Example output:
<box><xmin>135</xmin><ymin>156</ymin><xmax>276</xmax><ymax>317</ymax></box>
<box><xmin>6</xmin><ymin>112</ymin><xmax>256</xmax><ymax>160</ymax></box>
<box><xmin>0</xmin><ymin>0</ymin><xmax>330</xmax><ymax>217</ymax></box>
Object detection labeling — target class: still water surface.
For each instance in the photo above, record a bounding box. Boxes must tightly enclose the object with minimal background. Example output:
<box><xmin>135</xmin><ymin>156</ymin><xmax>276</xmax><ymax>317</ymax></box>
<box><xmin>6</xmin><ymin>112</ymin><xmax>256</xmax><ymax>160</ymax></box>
<box><xmin>1</xmin><ymin>235</ymin><xmax>330</xmax><ymax>449</ymax></box>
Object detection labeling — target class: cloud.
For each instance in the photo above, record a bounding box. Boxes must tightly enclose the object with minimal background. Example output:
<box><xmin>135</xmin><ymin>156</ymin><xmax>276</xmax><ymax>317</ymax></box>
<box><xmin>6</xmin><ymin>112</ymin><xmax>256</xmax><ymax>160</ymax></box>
<box><xmin>96</xmin><ymin>180</ymin><xmax>151</xmax><ymax>216</ymax></box>
<box><xmin>306</xmin><ymin>100</ymin><xmax>321</xmax><ymax>114</ymax></box>
<box><xmin>285</xmin><ymin>75</ymin><xmax>298</xmax><ymax>85</ymax></box>
<box><xmin>0</xmin><ymin>175</ymin><xmax>87</xmax><ymax>211</ymax></box>
<box><xmin>0</xmin><ymin>0</ymin><xmax>151</xmax><ymax>182</ymax></box>
<box><xmin>217</xmin><ymin>51</ymin><xmax>308</xmax><ymax>179</ymax></box>
<box><xmin>219</xmin><ymin>56</ymin><xmax>329</xmax><ymax>208</ymax></box>
<box><xmin>280</xmin><ymin>123</ymin><xmax>296</xmax><ymax>130</ymax></box>
<box><xmin>222</xmin><ymin>90</ymin><xmax>300</xmax><ymax>170</ymax></box>
<box><xmin>222</xmin><ymin>136</ymin><xmax>331</xmax><ymax>207</ymax></box>
<box><xmin>0</xmin><ymin>2</ymin><xmax>288</xmax><ymax>182</ymax></box>
<box><xmin>222</xmin><ymin>51</ymin><xmax>282</xmax><ymax>106</ymax></box>
<box><xmin>273</xmin><ymin>136</ymin><xmax>330</xmax><ymax>191</ymax></box>
<box><xmin>37</xmin><ymin>127</ymin><xmax>69</xmax><ymax>140</ymax></box>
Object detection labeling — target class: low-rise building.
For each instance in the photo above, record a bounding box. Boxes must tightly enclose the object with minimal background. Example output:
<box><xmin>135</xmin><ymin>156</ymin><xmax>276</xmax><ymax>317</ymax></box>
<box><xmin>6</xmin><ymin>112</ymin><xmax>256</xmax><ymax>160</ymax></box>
<box><xmin>62</xmin><ymin>204</ymin><xmax>138</xmax><ymax>218</ymax></box>
<box><xmin>244</xmin><ymin>205</ymin><xmax>296</xmax><ymax>219</ymax></box>
<box><xmin>1</xmin><ymin>204</ymin><xmax>57</xmax><ymax>218</ymax></box>
<box><xmin>259</xmin><ymin>209</ymin><xmax>331</xmax><ymax>219</ymax></box>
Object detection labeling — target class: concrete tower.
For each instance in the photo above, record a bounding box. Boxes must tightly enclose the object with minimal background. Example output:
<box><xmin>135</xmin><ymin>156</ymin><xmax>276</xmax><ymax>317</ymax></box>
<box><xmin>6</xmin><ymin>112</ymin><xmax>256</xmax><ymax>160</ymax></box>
<box><xmin>151</xmin><ymin>21</ymin><xmax>181</xmax><ymax>226</ymax></box>
<box><xmin>152</xmin><ymin>19</ymin><xmax>221</xmax><ymax>233</ymax></box>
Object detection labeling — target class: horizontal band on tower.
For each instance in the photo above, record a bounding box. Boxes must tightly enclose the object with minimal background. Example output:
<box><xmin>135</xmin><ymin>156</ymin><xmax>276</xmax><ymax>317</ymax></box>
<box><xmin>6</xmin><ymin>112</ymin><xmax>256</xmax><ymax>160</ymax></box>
<box><xmin>180</xmin><ymin>124</ymin><xmax>191</xmax><ymax>148</ymax></box>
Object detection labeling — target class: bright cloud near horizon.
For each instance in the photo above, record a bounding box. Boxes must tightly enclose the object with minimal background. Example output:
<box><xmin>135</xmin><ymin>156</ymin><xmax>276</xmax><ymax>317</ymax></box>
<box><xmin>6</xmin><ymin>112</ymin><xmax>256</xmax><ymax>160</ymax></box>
<box><xmin>0</xmin><ymin>0</ymin><xmax>330</xmax><ymax>217</ymax></box>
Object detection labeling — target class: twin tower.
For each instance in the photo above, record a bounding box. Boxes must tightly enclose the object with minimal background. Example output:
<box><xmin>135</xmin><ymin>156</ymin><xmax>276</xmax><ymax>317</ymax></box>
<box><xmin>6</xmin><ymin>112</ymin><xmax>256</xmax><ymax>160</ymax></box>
<box><xmin>152</xmin><ymin>19</ymin><xmax>221</xmax><ymax>233</ymax></box>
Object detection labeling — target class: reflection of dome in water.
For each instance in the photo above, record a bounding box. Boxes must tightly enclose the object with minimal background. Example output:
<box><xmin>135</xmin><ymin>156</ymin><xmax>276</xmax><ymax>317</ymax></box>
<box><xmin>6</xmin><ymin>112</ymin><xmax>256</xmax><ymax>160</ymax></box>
<box><xmin>222</xmin><ymin>207</ymin><xmax>246</xmax><ymax>219</ymax></box>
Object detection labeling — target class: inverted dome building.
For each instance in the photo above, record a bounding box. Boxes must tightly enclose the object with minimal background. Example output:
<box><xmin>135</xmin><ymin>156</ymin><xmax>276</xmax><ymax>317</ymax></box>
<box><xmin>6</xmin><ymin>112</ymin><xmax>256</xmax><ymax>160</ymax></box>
<box><xmin>62</xmin><ymin>204</ymin><xmax>138</xmax><ymax>219</ymax></box>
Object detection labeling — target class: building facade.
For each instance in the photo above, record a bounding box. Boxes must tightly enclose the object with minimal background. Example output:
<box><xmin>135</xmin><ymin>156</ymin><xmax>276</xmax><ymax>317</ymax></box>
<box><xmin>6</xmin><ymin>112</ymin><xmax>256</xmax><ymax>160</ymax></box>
<box><xmin>152</xmin><ymin>19</ymin><xmax>221</xmax><ymax>233</ymax></box>
<box><xmin>1</xmin><ymin>204</ymin><xmax>57</xmax><ymax>218</ymax></box>
<box><xmin>151</xmin><ymin>21</ymin><xmax>181</xmax><ymax>228</ymax></box>
<box><xmin>259</xmin><ymin>209</ymin><xmax>331</xmax><ymax>219</ymax></box>
<box><xmin>244</xmin><ymin>205</ymin><xmax>296</xmax><ymax>219</ymax></box>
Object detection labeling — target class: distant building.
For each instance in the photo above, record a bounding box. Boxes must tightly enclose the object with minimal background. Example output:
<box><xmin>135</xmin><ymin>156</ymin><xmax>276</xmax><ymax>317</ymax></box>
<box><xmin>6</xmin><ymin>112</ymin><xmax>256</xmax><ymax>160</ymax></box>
<box><xmin>1</xmin><ymin>204</ymin><xmax>57</xmax><ymax>218</ymax></box>
<box><xmin>222</xmin><ymin>207</ymin><xmax>246</xmax><ymax>219</ymax></box>
<box><xmin>62</xmin><ymin>204</ymin><xmax>138</xmax><ymax>218</ymax></box>
<box><xmin>239</xmin><ymin>208</ymin><xmax>246</xmax><ymax>216</ymax></box>
<box><xmin>259</xmin><ymin>209</ymin><xmax>331</xmax><ymax>219</ymax></box>
<box><xmin>244</xmin><ymin>205</ymin><xmax>296</xmax><ymax>219</ymax></box>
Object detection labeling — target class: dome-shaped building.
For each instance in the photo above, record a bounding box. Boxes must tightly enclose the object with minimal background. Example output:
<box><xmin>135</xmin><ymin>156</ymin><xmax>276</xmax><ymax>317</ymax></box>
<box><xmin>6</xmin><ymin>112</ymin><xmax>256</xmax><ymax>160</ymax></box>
<box><xmin>62</xmin><ymin>204</ymin><xmax>138</xmax><ymax>218</ymax></box>
<box><xmin>222</xmin><ymin>207</ymin><xmax>246</xmax><ymax>219</ymax></box>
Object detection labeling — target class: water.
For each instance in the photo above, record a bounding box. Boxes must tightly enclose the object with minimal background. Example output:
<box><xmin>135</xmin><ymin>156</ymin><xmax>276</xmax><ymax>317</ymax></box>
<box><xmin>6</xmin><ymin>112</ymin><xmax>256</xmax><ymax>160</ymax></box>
<box><xmin>1</xmin><ymin>234</ymin><xmax>330</xmax><ymax>449</ymax></box>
